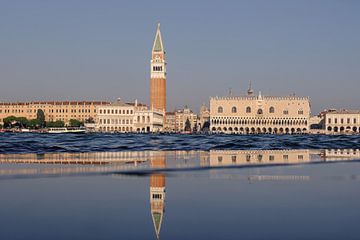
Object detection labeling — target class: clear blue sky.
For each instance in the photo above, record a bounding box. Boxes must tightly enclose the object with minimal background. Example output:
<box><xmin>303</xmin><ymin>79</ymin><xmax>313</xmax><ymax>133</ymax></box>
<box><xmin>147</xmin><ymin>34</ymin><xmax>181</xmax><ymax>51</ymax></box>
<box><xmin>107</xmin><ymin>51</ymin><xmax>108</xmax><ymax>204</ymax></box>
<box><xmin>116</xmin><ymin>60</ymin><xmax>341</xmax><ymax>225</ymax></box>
<box><xmin>0</xmin><ymin>0</ymin><xmax>359</xmax><ymax>114</ymax></box>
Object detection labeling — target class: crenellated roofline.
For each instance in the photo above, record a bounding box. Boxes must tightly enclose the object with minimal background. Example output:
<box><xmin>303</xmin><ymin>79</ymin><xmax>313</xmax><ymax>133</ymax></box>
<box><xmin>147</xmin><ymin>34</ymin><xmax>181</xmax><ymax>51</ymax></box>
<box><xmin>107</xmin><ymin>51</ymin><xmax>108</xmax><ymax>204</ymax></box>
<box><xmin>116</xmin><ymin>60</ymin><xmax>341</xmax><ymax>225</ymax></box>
<box><xmin>210</xmin><ymin>96</ymin><xmax>310</xmax><ymax>101</ymax></box>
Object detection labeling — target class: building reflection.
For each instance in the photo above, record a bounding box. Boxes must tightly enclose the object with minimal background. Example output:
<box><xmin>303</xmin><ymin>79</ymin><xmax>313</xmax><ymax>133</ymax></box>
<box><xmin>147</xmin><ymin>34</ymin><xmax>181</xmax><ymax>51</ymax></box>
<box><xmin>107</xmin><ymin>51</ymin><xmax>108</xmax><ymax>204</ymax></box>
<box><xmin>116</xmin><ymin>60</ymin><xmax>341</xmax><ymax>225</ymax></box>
<box><xmin>149</xmin><ymin>152</ymin><xmax>166</xmax><ymax>239</ymax></box>
<box><xmin>208</xmin><ymin>149</ymin><xmax>312</xmax><ymax>166</ymax></box>
<box><xmin>0</xmin><ymin>149</ymin><xmax>360</xmax><ymax>239</ymax></box>
<box><xmin>0</xmin><ymin>149</ymin><xmax>359</xmax><ymax>176</ymax></box>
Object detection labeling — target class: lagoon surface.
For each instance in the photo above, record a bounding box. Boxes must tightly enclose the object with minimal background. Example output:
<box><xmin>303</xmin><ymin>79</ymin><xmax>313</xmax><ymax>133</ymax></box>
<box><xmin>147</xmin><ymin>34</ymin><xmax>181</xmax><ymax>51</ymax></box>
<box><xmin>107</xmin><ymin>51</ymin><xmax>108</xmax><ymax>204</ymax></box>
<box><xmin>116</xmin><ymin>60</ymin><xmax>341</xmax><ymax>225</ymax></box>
<box><xmin>0</xmin><ymin>134</ymin><xmax>360</xmax><ymax>239</ymax></box>
<box><xmin>0</xmin><ymin>133</ymin><xmax>360</xmax><ymax>153</ymax></box>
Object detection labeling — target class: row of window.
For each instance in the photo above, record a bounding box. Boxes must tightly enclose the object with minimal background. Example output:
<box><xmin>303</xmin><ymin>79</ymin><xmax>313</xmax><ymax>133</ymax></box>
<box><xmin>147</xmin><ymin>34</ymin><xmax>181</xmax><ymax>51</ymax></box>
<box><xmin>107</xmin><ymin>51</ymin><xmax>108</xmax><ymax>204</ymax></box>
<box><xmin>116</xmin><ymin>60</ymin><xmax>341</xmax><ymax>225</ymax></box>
<box><xmin>99</xmin><ymin>119</ymin><xmax>133</xmax><ymax>125</ymax></box>
<box><xmin>0</xmin><ymin>109</ymin><xmax>94</xmax><ymax>114</ymax></box>
<box><xmin>212</xmin><ymin>126</ymin><xmax>308</xmax><ymax>133</ymax></box>
<box><xmin>327</xmin><ymin>126</ymin><xmax>360</xmax><ymax>133</ymax></box>
<box><xmin>99</xmin><ymin>109</ymin><xmax>133</xmax><ymax>115</ymax></box>
<box><xmin>212</xmin><ymin>116</ymin><xmax>307</xmax><ymax>120</ymax></box>
<box><xmin>152</xmin><ymin>66</ymin><xmax>163</xmax><ymax>72</ymax></box>
<box><xmin>212</xmin><ymin>119</ymin><xmax>308</xmax><ymax>126</ymax></box>
<box><xmin>218</xmin><ymin>106</ymin><xmax>304</xmax><ymax>115</ymax></box>
<box><xmin>48</xmin><ymin>115</ymin><xmax>90</xmax><ymax>118</ymax></box>
<box><xmin>152</xmin><ymin>194</ymin><xmax>163</xmax><ymax>200</ymax></box>
<box><xmin>328</xmin><ymin>118</ymin><xmax>358</xmax><ymax>124</ymax></box>
<box><xmin>217</xmin><ymin>154</ymin><xmax>304</xmax><ymax>163</ymax></box>
<box><xmin>99</xmin><ymin>126</ymin><xmax>133</xmax><ymax>132</ymax></box>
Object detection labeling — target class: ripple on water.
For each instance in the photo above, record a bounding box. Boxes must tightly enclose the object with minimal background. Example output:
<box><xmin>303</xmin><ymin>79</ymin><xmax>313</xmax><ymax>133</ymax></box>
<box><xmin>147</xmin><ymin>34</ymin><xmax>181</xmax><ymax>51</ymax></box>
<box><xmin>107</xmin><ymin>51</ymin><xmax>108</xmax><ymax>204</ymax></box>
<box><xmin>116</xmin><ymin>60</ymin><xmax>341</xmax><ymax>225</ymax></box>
<box><xmin>0</xmin><ymin>133</ymin><xmax>359</xmax><ymax>154</ymax></box>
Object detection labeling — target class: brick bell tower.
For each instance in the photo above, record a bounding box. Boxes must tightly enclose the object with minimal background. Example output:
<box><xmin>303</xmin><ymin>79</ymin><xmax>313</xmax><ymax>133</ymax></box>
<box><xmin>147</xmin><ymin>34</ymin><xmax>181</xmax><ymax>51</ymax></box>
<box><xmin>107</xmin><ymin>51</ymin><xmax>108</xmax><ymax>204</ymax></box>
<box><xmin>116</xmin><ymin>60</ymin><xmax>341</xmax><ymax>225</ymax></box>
<box><xmin>150</xmin><ymin>23</ymin><xmax>166</xmax><ymax>112</ymax></box>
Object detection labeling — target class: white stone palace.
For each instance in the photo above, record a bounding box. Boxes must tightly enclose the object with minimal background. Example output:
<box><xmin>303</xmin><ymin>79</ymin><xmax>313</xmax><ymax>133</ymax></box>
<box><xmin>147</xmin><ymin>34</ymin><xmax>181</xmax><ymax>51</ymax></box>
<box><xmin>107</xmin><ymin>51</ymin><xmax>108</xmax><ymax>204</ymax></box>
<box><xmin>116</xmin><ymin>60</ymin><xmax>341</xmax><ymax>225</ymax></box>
<box><xmin>210</xmin><ymin>86</ymin><xmax>311</xmax><ymax>134</ymax></box>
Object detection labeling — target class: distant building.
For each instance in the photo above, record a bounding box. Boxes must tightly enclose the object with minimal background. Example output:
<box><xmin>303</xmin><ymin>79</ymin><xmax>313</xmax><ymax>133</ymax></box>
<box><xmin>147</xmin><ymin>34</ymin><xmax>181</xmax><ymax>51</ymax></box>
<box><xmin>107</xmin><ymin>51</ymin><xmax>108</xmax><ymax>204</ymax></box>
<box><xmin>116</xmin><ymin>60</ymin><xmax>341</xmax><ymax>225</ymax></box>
<box><xmin>164</xmin><ymin>112</ymin><xmax>176</xmax><ymax>132</ymax></box>
<box><xmin>175</xmin><ymin>106</ymin><xmax>198</xmax><ymax>132</ymax></box>
<box><xmin>135</xmin><ymin>107</ymin><xmax>164</xmax><ymax>133</ymax></box>
<box><xmin>324</xmin><ymin>110</ymin><xmax>360</xmax><ymax>134</ymax></box>
<box><xmin>210</xmin><ymin>89</ymin><xmax>311</xmax><ymax>134</ymax></box>
<box><xmin>150</xmin><ymin>23</ymin><xmax>167</xmax><ymax>113</ymax></box>
<box><xmin>198</xmin><ymin>104</ymin><xmax>210</xmax><ymax>131</ymax></box>
<box><xmin>0</xmin><ymin>101</ymin><xmax>109</xmax><ymax>125</ymax></box>
<box><xmin>95</xmin><ymin>99</ymin><xmax>164</xmax><ymax>133</ymax></box>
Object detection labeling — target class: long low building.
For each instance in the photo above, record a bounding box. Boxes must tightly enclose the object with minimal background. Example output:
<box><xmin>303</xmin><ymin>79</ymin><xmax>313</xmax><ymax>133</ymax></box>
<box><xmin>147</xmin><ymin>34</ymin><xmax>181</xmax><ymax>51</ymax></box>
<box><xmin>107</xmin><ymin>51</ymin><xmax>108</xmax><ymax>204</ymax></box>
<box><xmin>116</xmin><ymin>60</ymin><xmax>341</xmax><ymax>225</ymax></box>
<box><xmin>0</xmin><ymin>101</ymin><xmax>109</xmax><ymax>125</ymax></box>
<box><xmin>324</xmin><ymin>110</ymin><xmax>360</xmax><ymax>134</ymax></box>
<box><xmin>96</xmin><ymin>99</ymin><xmax>164</xmax><ymax>133</ymax></box>
<box><xmin>210</xmin><ymin>91</ymin><xmax>311</xmax><ymax>134</ymax></box>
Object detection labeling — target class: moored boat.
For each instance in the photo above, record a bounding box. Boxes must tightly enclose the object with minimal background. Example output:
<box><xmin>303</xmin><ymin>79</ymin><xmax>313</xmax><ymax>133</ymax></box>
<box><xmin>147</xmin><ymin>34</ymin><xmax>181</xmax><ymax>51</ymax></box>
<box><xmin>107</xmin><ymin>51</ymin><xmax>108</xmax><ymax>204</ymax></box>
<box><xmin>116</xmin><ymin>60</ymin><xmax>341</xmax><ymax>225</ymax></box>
<box><xmin>47</xmin><ymin>127</ymin><xmax>86</xmax><ymax>134</ymax></box>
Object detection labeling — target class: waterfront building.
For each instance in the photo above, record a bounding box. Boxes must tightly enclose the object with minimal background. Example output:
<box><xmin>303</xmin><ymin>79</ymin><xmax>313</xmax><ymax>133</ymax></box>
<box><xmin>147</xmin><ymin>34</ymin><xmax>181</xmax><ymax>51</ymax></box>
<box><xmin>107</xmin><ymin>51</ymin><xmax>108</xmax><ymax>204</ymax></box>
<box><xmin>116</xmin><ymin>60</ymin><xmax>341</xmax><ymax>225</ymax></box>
<box><xmin>164</xmin><ymin>112</ymin><xmax>176</xmax><ymax>132</ymax></box>
<box><xmin>175</xmin><ymin>106</ymin><xmax>198</xmax><ymax>132</ymax></box>
<box><xmin>0</xmin><ymin>101</ymin><xmax>109</xmax><ymax>125</ymax></box>
<box><xmin>134</xmin><ymin>107</ymin><xmax>164</xmax><ymax>133</ymax></box>
<box><xmin>95</xmin><ymin>99</ymin><xmax>164</xmax><ymax>133</ymax></box>
<box><xmin>324</xmin><ymin>109</ymin><xmax>360</xmax><ymax>134</ymax></box>
<box><xmin>150</xmin><ymin>23</ymin><xmax>167</xmax><ymax>112</ymax></box>
<box><xmin>210</xmin><ymin>88</ymin><xmax>311</xmax><ymax>134</ymax></box>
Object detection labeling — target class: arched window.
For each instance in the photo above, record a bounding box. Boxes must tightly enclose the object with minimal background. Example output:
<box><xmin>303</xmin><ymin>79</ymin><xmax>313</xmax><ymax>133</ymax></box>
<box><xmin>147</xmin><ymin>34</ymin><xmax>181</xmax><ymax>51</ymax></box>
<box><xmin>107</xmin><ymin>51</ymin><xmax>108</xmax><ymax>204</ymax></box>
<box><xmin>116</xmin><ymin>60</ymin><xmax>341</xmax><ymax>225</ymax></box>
<box><xmin>257</xmin><ymin>109</ymin><xmax>263</xmax><ymax>115</ymax></box>
<box><xmin>232</xmin><ymin>106</ymin><xmax>237</xmax><ymax>113</ymax></box>
<box><xmin>298</xmin><ymin>109</ymin><xmax>304</xmax><ymax>115</ymax></box>
<box><xmin>246</xmin><ymin>106</ymin><xmax>251</xmax><ymax>113</ymax></box>
<box><xmin>269</xmin><ymin>106</ymin><xmax>275</xmax><ymax>113</ymax></box>
<box><xmin>283</xmin><ymin>110</ymin><xmax>289</xmax><ymax>115</ymax></box>
<box><xmin>218</xmin><ymin>106</ymin><xmax>223</xmax><ymax>113</ymax></box>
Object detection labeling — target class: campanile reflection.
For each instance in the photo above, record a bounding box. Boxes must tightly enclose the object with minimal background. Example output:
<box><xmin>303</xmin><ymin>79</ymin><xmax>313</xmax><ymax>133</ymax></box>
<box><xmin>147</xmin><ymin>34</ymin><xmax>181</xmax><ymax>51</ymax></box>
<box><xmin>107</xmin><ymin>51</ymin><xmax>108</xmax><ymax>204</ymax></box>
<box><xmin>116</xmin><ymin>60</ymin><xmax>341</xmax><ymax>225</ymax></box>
<box><xmin>149</xmin><ymin>152</ymin><xmax>166</xmax><ymax>239</ymax></box>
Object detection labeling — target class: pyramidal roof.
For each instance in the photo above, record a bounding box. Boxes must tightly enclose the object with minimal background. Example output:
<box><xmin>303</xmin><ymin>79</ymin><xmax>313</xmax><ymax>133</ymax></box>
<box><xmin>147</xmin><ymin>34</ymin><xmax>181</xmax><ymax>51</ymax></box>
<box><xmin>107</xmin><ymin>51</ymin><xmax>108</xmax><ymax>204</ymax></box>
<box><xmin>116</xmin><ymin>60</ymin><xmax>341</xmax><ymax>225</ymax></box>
<box><xmin>152</xmin><ymin>23</ymin><xmax>164</xmax><ymax>52</ymax></box>
<box><xmin>152</xmin><ymin>211</ymin><xmax>163</xmax><ymax>239</ymax></box>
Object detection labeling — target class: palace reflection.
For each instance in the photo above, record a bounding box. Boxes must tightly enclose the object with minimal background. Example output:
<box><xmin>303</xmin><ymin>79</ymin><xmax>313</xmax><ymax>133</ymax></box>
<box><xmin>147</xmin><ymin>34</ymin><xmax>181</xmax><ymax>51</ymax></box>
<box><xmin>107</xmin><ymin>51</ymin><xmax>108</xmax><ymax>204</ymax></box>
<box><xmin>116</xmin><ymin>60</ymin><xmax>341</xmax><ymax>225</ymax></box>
<box><xmin>1</xmin><ymin>149</ymin><xmax>360</xmax><ymax>176</ymax></box>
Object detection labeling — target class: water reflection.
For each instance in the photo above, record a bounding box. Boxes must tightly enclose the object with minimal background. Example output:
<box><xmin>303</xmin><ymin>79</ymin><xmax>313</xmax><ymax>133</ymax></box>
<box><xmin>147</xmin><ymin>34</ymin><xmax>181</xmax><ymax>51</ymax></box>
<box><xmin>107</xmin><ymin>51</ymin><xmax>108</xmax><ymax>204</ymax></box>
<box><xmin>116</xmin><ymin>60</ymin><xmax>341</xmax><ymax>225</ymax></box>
<box><xmin>0</xmin><ymin>149</ymin><xmax>359</xmax><ymax>178</ymax></box>
<box><xmin>0</xmin><ymin>150</ymin><xmax>360</xmax><ymax>239</ymax></box>
<box><xmin>149</xmin><ymin>152</ymin><xmax>166</xmax><ymax>239</ymax></box>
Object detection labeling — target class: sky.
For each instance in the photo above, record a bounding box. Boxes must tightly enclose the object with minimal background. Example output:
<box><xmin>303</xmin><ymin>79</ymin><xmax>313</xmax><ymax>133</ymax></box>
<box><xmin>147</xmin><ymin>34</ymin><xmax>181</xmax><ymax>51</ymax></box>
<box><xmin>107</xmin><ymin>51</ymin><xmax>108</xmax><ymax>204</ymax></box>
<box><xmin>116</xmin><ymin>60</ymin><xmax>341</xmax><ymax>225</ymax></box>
<box><xmin>0</xmin><ymin>0</ymin><xmax>359</xmax><ymax>114</ymax></box>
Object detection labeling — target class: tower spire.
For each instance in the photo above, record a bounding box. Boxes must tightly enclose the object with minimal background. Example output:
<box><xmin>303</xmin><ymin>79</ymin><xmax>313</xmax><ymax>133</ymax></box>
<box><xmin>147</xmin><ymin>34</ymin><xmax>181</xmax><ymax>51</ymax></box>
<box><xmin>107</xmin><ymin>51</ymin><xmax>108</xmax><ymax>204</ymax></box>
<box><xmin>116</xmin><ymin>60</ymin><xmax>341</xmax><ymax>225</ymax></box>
<box><xmin>247</xmin><ymin>81</ymin><xmax>254</xmax><ymax>96</ymax></box>
<box><xmin>152</xmin><ymin>22</ymin><xmax>164</xmax><ymax>53</ymax></box>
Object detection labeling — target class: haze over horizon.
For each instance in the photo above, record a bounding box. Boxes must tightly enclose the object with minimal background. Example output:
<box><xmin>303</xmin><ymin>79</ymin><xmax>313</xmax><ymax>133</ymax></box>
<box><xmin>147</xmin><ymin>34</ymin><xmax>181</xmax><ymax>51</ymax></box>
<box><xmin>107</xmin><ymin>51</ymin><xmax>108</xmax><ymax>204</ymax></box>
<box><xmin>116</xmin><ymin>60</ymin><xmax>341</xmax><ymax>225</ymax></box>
<box><xmin>1</xmin><ymin>0</ymin><xmax>359</xmax><ymax>114</ymax></box>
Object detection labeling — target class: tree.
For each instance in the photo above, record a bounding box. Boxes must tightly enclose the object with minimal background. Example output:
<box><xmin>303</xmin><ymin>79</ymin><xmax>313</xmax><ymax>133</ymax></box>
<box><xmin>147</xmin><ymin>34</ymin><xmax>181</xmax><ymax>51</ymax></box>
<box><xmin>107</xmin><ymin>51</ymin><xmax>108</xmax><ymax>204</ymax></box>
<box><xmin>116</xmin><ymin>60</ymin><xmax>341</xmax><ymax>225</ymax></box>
<box><xmin>3</xmin><ymin>116</ymin><xmax>18</xmax><ymax>128</ymax></box>
<box><xmin>46</xmin><ymin>120</ymin><xmax>65</xmax><ymax>128</ymax></box>
<box><xmin>28</xmin><ymin>119</ymin><xmax>40</xmax><ymax>129</ymax></box>
<box><xmin>36</xmin><ymin>109</ymin><xmax>45</xmax><ymax>128</ymax></box>
<box><xmin>17</xmin><ymin>117</ymin><xmax>29</xmax><ymax>128</ymax></box>
<box><xmin>184</xmin><ymin>118</ymin><xmax>192</xmax><ymax>132</ymax></box>
<box><xmin>69</xmin><ymin>119</ymin><xmax>83</xmax><ymax>127</ymax></box>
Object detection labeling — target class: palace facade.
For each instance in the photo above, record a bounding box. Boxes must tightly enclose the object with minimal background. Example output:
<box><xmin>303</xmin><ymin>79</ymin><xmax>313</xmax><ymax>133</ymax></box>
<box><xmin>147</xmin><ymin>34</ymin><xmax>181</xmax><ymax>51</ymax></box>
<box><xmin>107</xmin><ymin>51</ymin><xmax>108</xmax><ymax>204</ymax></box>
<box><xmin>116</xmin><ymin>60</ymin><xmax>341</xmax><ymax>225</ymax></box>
<box><xmin>0</xmin><ymin>101</ymin><xmax>109</xmax><ymax>125</ymax></box>
<box><xmin>210</xmin><ymin>90</ymin><xmax>311</xmax><ymax>134</ymax></box>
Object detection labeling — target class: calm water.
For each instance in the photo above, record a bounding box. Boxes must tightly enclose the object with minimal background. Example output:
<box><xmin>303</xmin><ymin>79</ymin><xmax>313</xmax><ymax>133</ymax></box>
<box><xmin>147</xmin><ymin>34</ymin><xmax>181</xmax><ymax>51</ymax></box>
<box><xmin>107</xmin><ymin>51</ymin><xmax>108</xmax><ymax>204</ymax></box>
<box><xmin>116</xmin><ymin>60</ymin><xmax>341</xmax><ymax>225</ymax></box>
<box><xmin>0</xmin><ymin>133</ymin><xmax>360</xmax><ymax>153</ymax></box>
<box><xmin>1</xmin><ymin>134</ymin><xmax>360</xmax><ymax>239</ymax></box>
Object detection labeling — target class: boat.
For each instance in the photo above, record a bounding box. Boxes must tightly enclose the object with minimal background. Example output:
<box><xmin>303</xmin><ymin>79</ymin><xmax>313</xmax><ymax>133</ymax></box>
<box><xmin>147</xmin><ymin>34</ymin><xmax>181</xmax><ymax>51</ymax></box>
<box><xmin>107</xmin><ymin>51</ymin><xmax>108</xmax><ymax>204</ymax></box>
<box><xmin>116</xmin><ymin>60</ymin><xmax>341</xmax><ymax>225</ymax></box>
<box><xmin>47</xmin><ymin>127</ymin><xmax>86</xmax><ymax>134</ymax></box>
